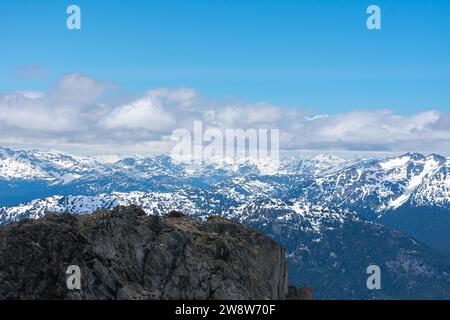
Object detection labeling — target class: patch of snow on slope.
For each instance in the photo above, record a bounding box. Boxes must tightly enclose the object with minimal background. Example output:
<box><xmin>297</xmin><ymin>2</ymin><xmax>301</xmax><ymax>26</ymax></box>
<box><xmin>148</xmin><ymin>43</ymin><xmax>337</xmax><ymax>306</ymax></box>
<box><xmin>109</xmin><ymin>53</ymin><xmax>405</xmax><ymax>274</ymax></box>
<box><xmin>0</xmin><ymin>157</ymin><xmax>49</xmax><ymax>180</ymax></box>
<box><xmin>387</xmin><ymin>156</ymin><xmax>442</xmax><ymax>210</ymax></box>
<box><xmin>380</xmin><ymin>155</ymin><xmax>411</xmax><ymax>170</ymax></box>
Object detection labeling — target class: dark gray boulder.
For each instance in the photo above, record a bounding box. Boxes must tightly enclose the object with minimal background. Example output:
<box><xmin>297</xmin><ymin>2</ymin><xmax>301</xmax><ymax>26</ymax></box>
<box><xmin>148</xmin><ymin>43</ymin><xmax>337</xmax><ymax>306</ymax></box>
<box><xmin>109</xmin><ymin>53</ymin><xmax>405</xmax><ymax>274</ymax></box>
<box><xmin>0</xmin><ymin>205</ymin><xmax>289</xmax><ymax>300</ymax></box>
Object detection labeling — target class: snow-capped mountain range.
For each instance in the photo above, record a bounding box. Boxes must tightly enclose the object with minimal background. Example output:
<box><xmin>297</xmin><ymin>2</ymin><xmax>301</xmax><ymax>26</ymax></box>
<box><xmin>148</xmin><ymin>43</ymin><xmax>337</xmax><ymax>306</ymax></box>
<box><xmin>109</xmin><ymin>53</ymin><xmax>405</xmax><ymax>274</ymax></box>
<box><xmin>301</xmin><ymin>153</ymin><xmax>450</xmax><ymax>213</ymax></box>
<box><xmin>1</xmin><ymin>145</ymin><xmax>450</xmax><ymax>299</ymax></box>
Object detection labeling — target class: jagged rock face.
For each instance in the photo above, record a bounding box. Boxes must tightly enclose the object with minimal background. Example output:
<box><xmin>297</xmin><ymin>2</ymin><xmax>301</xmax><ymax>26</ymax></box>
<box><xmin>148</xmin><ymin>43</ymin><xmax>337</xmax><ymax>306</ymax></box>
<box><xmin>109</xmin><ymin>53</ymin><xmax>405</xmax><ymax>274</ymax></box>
<box><xmin>0</xmin><ymin>206</ymin><xmax>288</xmax><ymax>300</ymax></box>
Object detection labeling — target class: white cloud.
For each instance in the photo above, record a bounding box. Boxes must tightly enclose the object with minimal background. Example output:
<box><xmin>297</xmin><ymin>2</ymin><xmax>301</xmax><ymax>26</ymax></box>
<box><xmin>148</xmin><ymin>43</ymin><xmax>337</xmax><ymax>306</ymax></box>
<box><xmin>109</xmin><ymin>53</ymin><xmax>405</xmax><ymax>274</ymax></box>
<box><xmin>215</xmin><ymin>103</ymin><xmax>290</xmax><ymax>128</ymax></box>
<box><xmin>1</xmin><ymin>73</ymin><xmax>449</xmax><ymax>155</ymax></box>
<box><xmin>147</xmin><ymin>87</ymin><xmax>198</xmax><ymax>108</ymax></box>
<box><xmin>102</xmin><ymin>95</ymin><xmax>176</xmax><ymax>132</ymax></box>
<box><xmin>49</xmin><ymin>73</ymin><xmax>113</xmax><ymax>108</ymax></box>
<box><xmin>18</xmin><ymin>91</ymin><xmax>45</xmax><ymax>99</ymax></box>
<box><xmin>0</xmin><ymin>91</ymin><xmax>77</xmax><ymax>132</ymax></box>
<box><xmin>283</xmin><ymin>110</ymin><xmax>446</xmax><ymax>152</ymax></box>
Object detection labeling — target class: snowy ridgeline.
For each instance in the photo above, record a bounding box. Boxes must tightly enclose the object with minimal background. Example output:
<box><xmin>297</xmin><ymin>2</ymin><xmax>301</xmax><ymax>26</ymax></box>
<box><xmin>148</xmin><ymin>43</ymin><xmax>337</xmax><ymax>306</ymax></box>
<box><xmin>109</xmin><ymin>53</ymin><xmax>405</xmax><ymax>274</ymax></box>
<box><xmin>1</xmin><ymin>147</ymin><xmax>449</xmax><ymax>219</ymax></box>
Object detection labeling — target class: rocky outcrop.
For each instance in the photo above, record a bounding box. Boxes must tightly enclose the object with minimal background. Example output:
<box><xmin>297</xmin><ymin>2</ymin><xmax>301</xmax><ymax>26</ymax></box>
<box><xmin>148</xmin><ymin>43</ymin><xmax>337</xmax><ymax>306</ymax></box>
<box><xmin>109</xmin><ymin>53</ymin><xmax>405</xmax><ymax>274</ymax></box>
<box><xmin>0</xmin><ymin>205</ymin><xmax>290</xmax><ymax>300</ymax></box>
<box><xmin>287</xmin><ymin>285</ymin><xmax>313</xmax><ymax>300</ymax></box>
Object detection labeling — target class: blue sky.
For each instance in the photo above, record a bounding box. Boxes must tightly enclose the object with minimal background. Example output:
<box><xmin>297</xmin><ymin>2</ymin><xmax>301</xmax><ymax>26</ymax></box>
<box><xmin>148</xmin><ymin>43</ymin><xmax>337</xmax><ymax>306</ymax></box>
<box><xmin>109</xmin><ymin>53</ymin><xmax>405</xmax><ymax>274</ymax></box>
<box><xmin>1</xmin><ymin>0</ymin><xmax>450</xmax><ymax>115</ymax></box>
<box><xmin>1</xmin><ymin>1</ymin><xmax>450</xmax><ymax>155</ymax></box>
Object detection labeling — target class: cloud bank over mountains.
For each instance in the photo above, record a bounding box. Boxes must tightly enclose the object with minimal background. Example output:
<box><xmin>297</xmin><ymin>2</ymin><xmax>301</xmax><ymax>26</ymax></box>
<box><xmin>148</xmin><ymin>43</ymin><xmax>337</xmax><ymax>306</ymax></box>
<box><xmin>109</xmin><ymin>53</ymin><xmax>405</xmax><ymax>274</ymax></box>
<box><xmin>0</xmin><ymin>73</ymin><xmax>449</xmax><ymax>155</ymax></box>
